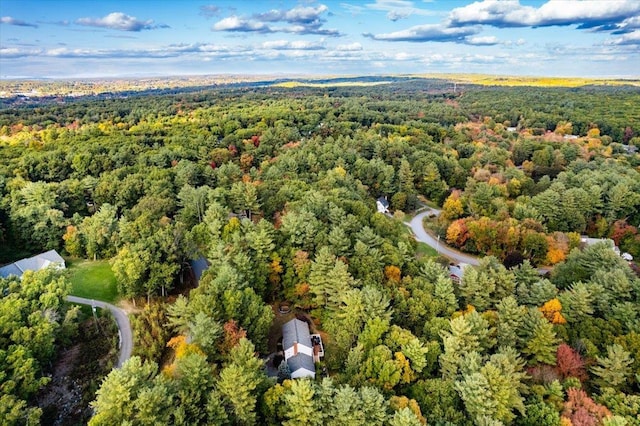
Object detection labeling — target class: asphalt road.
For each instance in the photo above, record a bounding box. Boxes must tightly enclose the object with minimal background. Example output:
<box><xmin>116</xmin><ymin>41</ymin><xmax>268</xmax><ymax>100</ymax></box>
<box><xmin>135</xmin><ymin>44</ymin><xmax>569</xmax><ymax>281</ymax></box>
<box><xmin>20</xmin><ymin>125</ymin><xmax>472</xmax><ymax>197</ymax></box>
<box><xmin>408</xmin><ymin>208</ymin><xmax>481</xmax><ymax>266</ymax></box>
<box><xmin>66</xmin><ymin>295</ymin><xmax>132</xmax><ymax>368</ymax></box>
<box><xmin>407</xmin><ymin>208</ymin><xmax>551</xmax><ymax>274</ymax></box>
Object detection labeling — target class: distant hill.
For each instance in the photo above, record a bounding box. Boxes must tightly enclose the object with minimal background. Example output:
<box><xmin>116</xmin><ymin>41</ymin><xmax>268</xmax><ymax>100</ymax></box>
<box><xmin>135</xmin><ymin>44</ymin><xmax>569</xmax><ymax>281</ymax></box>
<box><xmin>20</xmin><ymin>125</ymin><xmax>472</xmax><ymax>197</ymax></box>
<box><xmin>1</xmin><ymin>74</ymin><xmax>638</xmax><ymax>108</ymax></box>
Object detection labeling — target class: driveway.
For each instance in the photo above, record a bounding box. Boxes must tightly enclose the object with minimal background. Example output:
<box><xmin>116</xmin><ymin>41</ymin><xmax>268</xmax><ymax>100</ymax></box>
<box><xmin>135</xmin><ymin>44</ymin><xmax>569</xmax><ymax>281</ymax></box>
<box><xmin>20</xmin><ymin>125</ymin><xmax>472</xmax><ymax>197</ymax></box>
<box><xmin>66</xmin><ymin>295</ymin><xmax>133</xmax><ymax>368</ymax></box>
<box><xmin>407</xmin><ymin>209</ymin><xmax>481</xmax><ymax>266</ymax></box>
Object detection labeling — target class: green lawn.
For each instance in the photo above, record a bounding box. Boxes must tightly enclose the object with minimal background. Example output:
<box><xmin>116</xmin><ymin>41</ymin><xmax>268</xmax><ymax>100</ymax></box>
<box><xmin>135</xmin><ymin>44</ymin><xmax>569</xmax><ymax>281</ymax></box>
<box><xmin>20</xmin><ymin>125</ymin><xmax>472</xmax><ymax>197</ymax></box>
<box><xmin>416</xmin><ymin>242</ymin><xmax>438</xmax><ymax>258</ymax></box>
<box><xmin>67</xmin><ymin>259</ymin><xmax>118</xmax><ymax>303</ymax></box>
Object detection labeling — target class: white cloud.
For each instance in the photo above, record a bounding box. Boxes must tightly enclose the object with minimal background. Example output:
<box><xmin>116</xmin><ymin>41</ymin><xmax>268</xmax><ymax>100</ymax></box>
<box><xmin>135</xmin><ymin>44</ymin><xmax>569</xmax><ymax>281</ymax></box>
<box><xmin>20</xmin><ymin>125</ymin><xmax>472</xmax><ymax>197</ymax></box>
<box><xmin>335</xmin><ymin>42</ymin><xmax>363</xmax><ymax>51</ymax></box>
<box><xmin>1</xmin><ymin>16</ymin><xmax>38</xmax><ymax>28</ymax></box>
<box><xmin>465</xmin><ymin>35</ymin><xmax>499</xmax><ymax>45</ymax></box>
<box><xmin>365</xmin><ymin>23</ymin><xmax>480</xmax><ymax>42</ymax></box>
<box><xmin>613</xmin><ymin>16</ymin><xmax>640</xmax><ymax>33</ymax></box>
<box><xmin>76</xmin><ymin>12</ymin><xmax>167</xmax><ymax>31</ymax></box>
<box><xmin>256</xmin><ymin>5</ymin><xmax>329</xmax><ymax>24</ymax></box>
<box><xmin>448</xmin><ymin>0</ymin><xmax>640</xmax><ymax>29</ymax></box>
<box><xmin>606</xmin><ymin>29</ymin><xmax>640</xmax><ymax>45</ymax></box>
<box><xmin>363</xmin><ymin>0</ymin><xmax>435</xmax><ymax>21</ymax></box>
<box><xmin>213</xmin><ymin>16</ymin><xmax>268</xmax><ymax>32</ymax></box>
<box><xmin>261</xmin><ymin>40</ymin><xmax>325</xmax><ymax>50</ymax></box>
<box><xmin>213</xmin><ymin>4</ymin><xmax>340</xmax><ymax>36</ymax></box>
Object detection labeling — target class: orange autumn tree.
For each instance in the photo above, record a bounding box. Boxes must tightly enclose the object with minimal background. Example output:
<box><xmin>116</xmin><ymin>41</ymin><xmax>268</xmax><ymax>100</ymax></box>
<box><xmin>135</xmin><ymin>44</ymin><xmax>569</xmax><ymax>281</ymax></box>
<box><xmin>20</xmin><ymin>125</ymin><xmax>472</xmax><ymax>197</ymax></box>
<box><xmin>220</xmin><ymin>320</ymin><xmax>247</xmax><ymax>356</ymax></box>
<box><xmin>556</xmin><ymin>344</ymin><xmax>587</xmax><ymax>382</ymax></box>
<box><xmin>446</xmin><ymin>219</ymin><xmax>470</xmax><ymax>248</ymax></box>
<box><xmin>540</xmin><ymin>298</ymin><xmax>567</xmax><ymax>324</ymax></box>
<box><xmin>561</xmin><ymin>388</ymin><xmax>611</xmax><ymax>426</ymax></box>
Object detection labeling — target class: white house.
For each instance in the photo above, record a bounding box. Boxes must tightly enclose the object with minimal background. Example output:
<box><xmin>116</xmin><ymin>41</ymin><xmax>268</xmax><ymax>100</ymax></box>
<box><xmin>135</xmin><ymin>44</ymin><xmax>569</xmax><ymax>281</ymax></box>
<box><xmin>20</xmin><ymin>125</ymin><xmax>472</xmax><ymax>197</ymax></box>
<box><xmin>376</xmin><ymin>196</ymin><xmax>390</xmax><ymax>214</ymax></box>
<box><xmin>282</xmin><ymin>319</ymin><xmax>316</xmax><ymax>379</ymax></box>
<box><xmin>449</xmin><ymin>263</ymin><xmax>469</xmax><ymax>284</ymax></box>
<box><xmin>580</xmin><ymin>237</ymin><xmax>620</xmax><ymax>256</ymax></box>
<box><xmin>0</xmin><ymin>250</ymin><xmax>66</xmax><ymax>279</ymax></box>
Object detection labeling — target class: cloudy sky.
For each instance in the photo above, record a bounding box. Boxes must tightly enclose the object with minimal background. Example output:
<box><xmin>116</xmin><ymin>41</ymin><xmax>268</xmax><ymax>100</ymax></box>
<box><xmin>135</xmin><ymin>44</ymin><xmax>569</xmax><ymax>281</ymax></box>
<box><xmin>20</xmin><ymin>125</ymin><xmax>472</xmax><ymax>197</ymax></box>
<box><xmin>1</xmin><ymin>0</ymin><xmax>639</xmax><ymax>78</ymax></box>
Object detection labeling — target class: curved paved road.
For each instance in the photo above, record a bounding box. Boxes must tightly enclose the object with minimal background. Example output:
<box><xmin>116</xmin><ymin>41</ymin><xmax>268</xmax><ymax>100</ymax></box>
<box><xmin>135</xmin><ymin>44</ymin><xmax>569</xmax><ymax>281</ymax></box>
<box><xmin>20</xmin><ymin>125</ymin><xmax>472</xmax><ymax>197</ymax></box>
<box><xmin>407</xmin><ymin>208</ymin><xmax>551</xmax><ymax>274</ymax></box>
<box><xmin>66</xmin><ymin>295</ymin><xmax>132</xmax><ymax>368</ymax></box>
<box><xmin>407</xmin><ymin>209</ymin><xmax>481</xmax><ymax>266</ymax></box>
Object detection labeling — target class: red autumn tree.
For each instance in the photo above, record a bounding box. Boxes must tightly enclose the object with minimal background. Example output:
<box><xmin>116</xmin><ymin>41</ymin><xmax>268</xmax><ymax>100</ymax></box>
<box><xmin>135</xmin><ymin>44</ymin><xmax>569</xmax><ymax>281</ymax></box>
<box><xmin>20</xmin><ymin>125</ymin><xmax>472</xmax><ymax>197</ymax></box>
<box><xmin>220</xmin><ymin>320</ymin><xmax>247</xmax><ymax>355</ymax></box>
<box><xmin>556</xmin><ymin>344</ymin><xmax>587</xmax><ymax>382</ymax></box>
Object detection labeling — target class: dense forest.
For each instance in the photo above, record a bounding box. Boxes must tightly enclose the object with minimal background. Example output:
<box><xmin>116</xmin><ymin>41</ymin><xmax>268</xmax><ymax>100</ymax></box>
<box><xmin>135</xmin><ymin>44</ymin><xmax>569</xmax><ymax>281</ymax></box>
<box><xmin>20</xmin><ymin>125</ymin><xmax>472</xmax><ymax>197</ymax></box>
<box><xmin>1</xmin><ymin>81</ymin><xmax>639</xmax><ymax>425</ymax></box>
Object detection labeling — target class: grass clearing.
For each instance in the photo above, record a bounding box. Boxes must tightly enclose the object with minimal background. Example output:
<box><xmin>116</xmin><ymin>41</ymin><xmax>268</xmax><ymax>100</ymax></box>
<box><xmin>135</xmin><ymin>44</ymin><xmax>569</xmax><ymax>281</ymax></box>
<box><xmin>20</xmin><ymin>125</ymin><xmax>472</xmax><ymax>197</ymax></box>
<box><xmin>416</xmin><ymin>242</ymin><xmax>438</xmax><ymax>259</ymax></box>
<box><xmin>410</xmin><ymin>73</ymin><xmax>640</xmax><ymax>87</ymax></box>
<box><xmin>67</xmin><ymin>259</ymin><xmax>118</xmax><ymax>303</ymax></box>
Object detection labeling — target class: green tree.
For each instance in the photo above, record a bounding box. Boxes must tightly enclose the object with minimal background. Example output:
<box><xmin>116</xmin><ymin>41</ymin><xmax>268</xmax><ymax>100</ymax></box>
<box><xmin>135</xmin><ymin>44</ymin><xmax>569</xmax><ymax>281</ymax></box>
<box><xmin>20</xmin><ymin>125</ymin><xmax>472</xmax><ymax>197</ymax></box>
<box><xmin>81</xmin><ymin>203</ymin><xmax>119</xmax><ymax>260</ymax></box>
<box><xmin>282</xmin><ymin>379</ymin><xmax>322</xmax><ymax>426</ymax></box>
<box><xmin>389</xmin><ymin>407</ymin><xmax>423</xmax><ymax>426</ymax></box>
<box><xmin>90</xmin><ymin>357</ymin><xmax>157</xmax><ymax>425</ymax></box>
<box><xmin>9</xmin><ymin>181</ymin><xmax>66</xmax><ymax>250</ymax></box>
<box><xmin>496</xmin><ymin>296</ymin><xmax>526</xmax><ymax>346</ymax></box>
<box><xmin>217</xmin><ymin>338</ymin><xmax>267</xmax><ymax>425</ymax></box>
<box><xmin>591</xmin><ymin>344</ymin><xmax>634</xmax><ymax>390</ymax></box>
<box><xmin>521</xmin><ymin>308</ymin><xmax>559</xmax><ymax>365</ymax></box>
<box><xmin>456</xmin><ymin>349</ymin><xmax>527</xmax><ymax>424</ymax></box>
<box><xmin>308</xmin><ymin>247</ymin><xmax>356</xmax><ymax>310</ymax></box>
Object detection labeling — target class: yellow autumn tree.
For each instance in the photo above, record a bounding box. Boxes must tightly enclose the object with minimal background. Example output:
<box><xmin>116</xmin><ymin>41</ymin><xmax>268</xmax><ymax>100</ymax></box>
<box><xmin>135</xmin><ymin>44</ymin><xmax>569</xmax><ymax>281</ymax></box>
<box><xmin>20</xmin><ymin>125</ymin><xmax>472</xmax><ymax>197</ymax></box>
<box><xmin>540</xmin><ymin>298</ymin><xmax>567</xmax><ymax>324</ymax></box>
<box><xmin>389</xmin><ymin>395</ymin><xmax>427</xmax><ymax>425</ymax></box>
<box><xmin>384</xmin><ymin>265</ymin><xmax>402</xmax><ymax>284</ymax></box>
<box><xmin>441</xmin><ymin>190</ymin><xmax>464</xmax><ymax>220</ymax></box>
<box><xmin>546</xmin><ymin>236</ymin><xmax>567</xmax><ymax>265</ymax></box>
<box><xmin>163</xmin><ymin>335</ymin><xmax>205</xmax><ymax>376</ymax></box>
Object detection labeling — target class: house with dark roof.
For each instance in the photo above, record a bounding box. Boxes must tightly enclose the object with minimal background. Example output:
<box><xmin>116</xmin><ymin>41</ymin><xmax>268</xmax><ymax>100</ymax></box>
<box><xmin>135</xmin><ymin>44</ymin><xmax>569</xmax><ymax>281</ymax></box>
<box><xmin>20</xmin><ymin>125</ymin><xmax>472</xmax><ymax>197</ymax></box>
<box><xmin>0</xmin><ymin>250</ymin><xmax>66</xmax><ymax>279</ymax></box>
<box><xmin>376</xmin><ymin>196</ymin><xmax>390</xmax><ymax>214</ymax></box>
<box><xmin>282</xmin><ymin>318</ymin><xmax>317</xmax><ymax>379</ymax></box>
<box><xmin>190</xmin><ymin>256</ymin><xmax>209</xmax><ymax>284</ymax></box>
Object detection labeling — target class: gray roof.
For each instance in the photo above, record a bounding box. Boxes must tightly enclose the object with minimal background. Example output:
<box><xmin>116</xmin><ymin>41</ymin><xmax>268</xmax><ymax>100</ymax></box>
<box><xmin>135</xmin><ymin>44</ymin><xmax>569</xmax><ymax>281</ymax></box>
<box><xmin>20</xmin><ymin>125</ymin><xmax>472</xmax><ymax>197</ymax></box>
<box><xmin>377</xmin><ymin>197</ymin><xmax>390</xmax><ymax>208</ymax></box>
<box><xmin>190</xmin><ymin>256</ymin><xmax>209</xmax><ymax>283</ymax></box>
<box><xmin>283</xmin><ymin>319</ymin><xmax>312</xmax><ymax>352</ymax></box>
<box><xmin>282</xmin><ymin>319</ymin><xmax>315</xmax><ymax>375</ymax></box>
<box><xmin>287</xmin><ymin>352</ymin><xmax>315</xmax><ymax>374</ymax></box>
<box><xmin>0</xmin><ymin>263</ymin><xmax>23</xmax><ymax>279</ymax></box>
<box><xmin>0</xmin><ymin>250</ymin><xmax>65</xmax><ymax>279</ymax></box>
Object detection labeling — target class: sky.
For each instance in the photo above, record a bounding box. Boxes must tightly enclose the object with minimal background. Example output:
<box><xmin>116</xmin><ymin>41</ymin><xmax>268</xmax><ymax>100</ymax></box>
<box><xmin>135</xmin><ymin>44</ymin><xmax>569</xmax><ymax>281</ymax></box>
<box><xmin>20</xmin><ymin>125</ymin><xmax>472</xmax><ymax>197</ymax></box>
<box><xmin>1</xmin><ymin>0</ymin><xmax>639</xmax><ymax>79</ymax></box>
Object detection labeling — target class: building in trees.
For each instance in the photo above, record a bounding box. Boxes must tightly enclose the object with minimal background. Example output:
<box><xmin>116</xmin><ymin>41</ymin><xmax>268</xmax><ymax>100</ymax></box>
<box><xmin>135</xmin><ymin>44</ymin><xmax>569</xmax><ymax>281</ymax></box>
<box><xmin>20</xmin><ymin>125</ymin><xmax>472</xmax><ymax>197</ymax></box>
<box><xmin>448</xmin><ymin>263</ymin><xmax>469</xmax><ymax>284</ymax></box>
<box><xmin>283</xmin><ymin>319</ymin><xmax>321</xmax><ymax>379</ymax></box>
<box><xmin>376</xmin><ymin>196</ymin><xmax>390</xmax><ymax>214</ymax></box>
<box><xmin>0</xmin><ymin>249</ymin><xmax>65</xmax><ymax>279</ymax></box>
<box><xmin>580</xmin><ymin>237</ymin><xmax>620</xmax><ymax>255</ymax></box>
<box><xmin>189</xmin><ymin>256</ymin><xmax>209</xmax><ymax>284</ymax></box>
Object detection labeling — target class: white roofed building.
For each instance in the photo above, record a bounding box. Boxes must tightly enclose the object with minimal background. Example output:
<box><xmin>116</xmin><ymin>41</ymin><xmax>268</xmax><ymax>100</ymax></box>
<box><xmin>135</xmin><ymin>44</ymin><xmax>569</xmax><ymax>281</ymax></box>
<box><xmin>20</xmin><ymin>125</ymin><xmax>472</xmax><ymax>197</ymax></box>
<box><xmin>282</xmin><ymin>318</ymin><xmax>317</xmax><ymax>379</ymax></box>
<box><xmin>0</xmin><ymin>250</ymin><xmax>66</xmax><ymax>279</ymax></box>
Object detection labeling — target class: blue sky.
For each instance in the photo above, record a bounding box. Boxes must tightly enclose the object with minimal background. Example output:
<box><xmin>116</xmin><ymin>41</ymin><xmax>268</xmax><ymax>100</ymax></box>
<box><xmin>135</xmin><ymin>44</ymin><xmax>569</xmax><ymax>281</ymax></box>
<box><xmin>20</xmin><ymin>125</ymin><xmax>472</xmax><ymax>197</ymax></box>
<box><xmin>1</xmin><ymin>0</ymin><xmax>639</xmax><ymax>78</ymax></box>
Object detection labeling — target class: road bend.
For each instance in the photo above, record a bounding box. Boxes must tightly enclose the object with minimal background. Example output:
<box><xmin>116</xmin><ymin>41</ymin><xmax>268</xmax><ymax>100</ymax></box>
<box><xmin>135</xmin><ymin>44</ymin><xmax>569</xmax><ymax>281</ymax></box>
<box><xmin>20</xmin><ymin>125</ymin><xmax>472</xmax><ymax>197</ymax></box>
<box><xmin>66</xmin><ymin>295</ymin><xmax>133</xmax><ymax>368</ymax></box>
